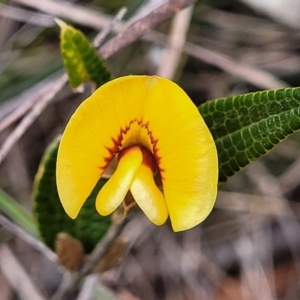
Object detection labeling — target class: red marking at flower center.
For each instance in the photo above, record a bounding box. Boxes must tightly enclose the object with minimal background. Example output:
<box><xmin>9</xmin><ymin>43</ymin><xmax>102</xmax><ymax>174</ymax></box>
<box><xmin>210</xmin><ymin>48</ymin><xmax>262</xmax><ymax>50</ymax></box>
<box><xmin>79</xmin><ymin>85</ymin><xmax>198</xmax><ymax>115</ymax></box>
<box><xmin>100</xmin><ymin>119</ymin><xmax>164</xmax><ymax>177</ymax></box>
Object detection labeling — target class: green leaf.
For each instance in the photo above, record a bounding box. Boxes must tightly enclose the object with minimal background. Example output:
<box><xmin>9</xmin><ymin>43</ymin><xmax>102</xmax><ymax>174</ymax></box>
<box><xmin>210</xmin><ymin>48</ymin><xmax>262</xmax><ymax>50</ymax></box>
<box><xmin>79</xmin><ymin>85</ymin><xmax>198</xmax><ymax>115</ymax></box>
<box><xmin>33</xmin><ymin>138</ymin><xmax>111</xmax><ymax>253</ymax></box>
<box><xmin>199</xmin><ymin>87</ymin><xmax>300</xmax><ymax>182</ymax></box>
<box><xmin>57</xmin><ymin>20</ymin><xmax>112</xmax><ymax>88</ymax></box>
<box><xmin>0</xmin><ymin>189</ymin><xmax>38</xmax><ymax>236</ymax></box>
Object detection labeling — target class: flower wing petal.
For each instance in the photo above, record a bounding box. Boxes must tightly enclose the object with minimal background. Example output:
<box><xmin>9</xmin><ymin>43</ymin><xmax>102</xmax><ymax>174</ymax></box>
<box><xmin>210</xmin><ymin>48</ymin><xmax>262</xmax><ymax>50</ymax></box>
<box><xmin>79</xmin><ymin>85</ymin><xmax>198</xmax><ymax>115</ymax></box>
<box><xmin>96</xmin><ymin>146</ymin><xmax>142</xmax><ymax>215</ymax></box>
<box><xmin>57</xmin><ymin>76</ymin><xmax>146</xmax><ymax>218</ymax></box>
<box><xmin>130</xmin><ymin>164</ymin><xmax>168</xmax><ymax>226</ymax></box>
<box><xmin>142</xmin><ymin>77</ymin><xmax>218</xmax><ymax>232</ymax></box>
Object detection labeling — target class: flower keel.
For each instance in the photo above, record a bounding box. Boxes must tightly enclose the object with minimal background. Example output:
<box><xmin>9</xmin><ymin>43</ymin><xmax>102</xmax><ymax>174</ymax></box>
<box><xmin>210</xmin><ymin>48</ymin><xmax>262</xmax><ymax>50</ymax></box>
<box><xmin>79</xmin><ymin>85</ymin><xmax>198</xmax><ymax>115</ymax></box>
<box><xmin>130</xmin><ymin>150</ymin><xmax>168</xmax><ymax>226</ymax></box>
<box><xmin>96</xmin><ymin>146</ymin><xmax>142</xmax><ymax>215</ymax></box>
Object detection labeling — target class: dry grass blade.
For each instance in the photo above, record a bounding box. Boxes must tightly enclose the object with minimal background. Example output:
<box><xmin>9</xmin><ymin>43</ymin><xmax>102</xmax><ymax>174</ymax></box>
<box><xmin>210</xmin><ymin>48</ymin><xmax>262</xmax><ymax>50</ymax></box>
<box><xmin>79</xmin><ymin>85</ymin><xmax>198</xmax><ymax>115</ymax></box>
<box><xmin>0</xmin><ymin>73</ymin><xmax>67</xmax><ymax>165</ymax></box>
<box><xmin>93</xmin><ymin>7</ymin><xmax>127</xmax><ymax>48</ymax></box>
<box><xmin>76</xmin><ymin>274</ymin><xmax>120</xmax><ymax>300</ymax></box>
<box><xmin>0</xmin><ymin>214</ymin><xmax>57</xmax><ymax>263</ymax></box>
<box><xmin>144</xmin><ymin>31</ymin><xmax>288</xmax><ymax>89</ymax></box>
<box><xmin>234</xmin><ymin>233</ymin><xmax>274</xmax><ymax>300</ymax></box>
<box><xmin>182</xmin><ymin>42</ymin><xmax>289</xmax><ymax>89</ymax></box>
<box><xmin>216</xmin><ymin>191</ymin><xmax>300</xmax><ymax>218</ymax></box>
<box><xmin>12</xmin><ymin>0</ymin><xmax>114</xmax><ymax>30</ymax></box>
<box><xmin>157</xmin><ymin>5</ymin><xmax>194</xmax><ymax>79</ymax></box>
<box><xmin>278</xmin><ymin>157</ymin><xmax>300</xmax><ymax>194</ymax></box>
<box><xmin>99</xmin><ymin>0</ymin><xmax>198</xmax><ymax>59</ymax></box>
<box><xmin>0</xmin><ymin>3</ymin><xmax>55</xmax><ymax>27</ymax></box>
<box><xmin>0</xmin><ymin>244</ymin><xmax>46</xmax><ymax>300</ymax></box>
<box><xmin>76</xmin><ymin>274</ymin><xmax>100</xmax><ymax>300</ymax></box>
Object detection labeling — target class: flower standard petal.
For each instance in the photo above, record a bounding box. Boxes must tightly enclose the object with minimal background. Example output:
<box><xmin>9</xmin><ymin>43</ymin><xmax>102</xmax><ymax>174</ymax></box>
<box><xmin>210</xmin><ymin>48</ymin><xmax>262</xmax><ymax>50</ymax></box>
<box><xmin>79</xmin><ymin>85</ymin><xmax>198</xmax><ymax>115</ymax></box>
<box><xmin>130</xmin><ymin>163</ymin><xmax>168</xmax><ymax>226</ymax></box>
<box><xmin>96</xmin><ymin>146</ymin><xmax>143</xmax><ymax>215</ymax></box>
<box><xmin>142</xmin><ymin>77</ymin><xmax>218</xmax><ymax>232</ymax></box>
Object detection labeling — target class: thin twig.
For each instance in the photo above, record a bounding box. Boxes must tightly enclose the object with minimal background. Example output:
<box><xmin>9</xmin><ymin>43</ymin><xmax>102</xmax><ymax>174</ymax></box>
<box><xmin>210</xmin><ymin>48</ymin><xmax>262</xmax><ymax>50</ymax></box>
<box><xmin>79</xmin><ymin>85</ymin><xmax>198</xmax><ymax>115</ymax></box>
<box><xmin>183</xmin><ymin>42</ymin><xmax>289</xmax><ymax>89</ymax></box>
<box><xmin>0</xmin><ymin>3</ymin><xmax>55</xmax><ymax>27</ymax></box>
<box><xmin>0</xmin><ymin>72</ymin><xmax>63</xmax><ymax>132</ymax></box>
<box><xmin>51</xmin><ymin>219</ymin><xmax>126</xmax><ymax>300</ymax></box>
<box><xmin>0</xmin><ymin>244</ymin><xmax>46</xmax><ymax>300</ymax></box>
<box><xmin>93</xmin><ymin>7</ymin><xmax>127</xmax><ymax>48</ymax></box>
<box><xmin>216</xmin><ymin>191</ymin><xmax>300</xmax><ymax>218</ymax></box>
<box><xmin>12</xmin><ymin>0</ymin><xmax>115</xmax><ymax>30</ymax></box>
<box><xmin>99</xmin><ymin>0</ymin><xmax>197</xmax><ymax>59</ymax></box>
<box><xmin>145</xmin><ymin>31</ymin><xmax>289</xmax><ymax>89</ymax></box>
<box><xmin>246</xmin><ymin>162</ymin><xmax>300</xmax><ymax>286</ymax></box>
<box><xmin>157</xmin><ymin>5</ymin><xmax>194</xmax><ymax>79</ymax></box>
<box><xmin>278</xmin><ymin>157</ymin><xmax>300</xmax><ymax>194</ymax></box>
<box><xmin>0</xmin><ymin>96</ymin><xmax>39</xmax><ymax>133</ymax></box>
<box><xmin>76</xmin><ymin>274</ymin><xmax>120</xmax><ymax>300</ymax></box>
<box><xmin>0</xmin><ymin>74</ymin><xmax>67</xmax><ymax>164</ymax></box>
<box><xmin>234</xmin><ymin>232</ymin><xmax>274</xmax><ymax>300</ymax></box>
<box><xmin>0</xmin><ymin>214</ymin><xmax>57</xmax><ymax>263</ymax></box>
<box><xmin>76</xmin><ymin>274</ymin><xmax>100</xmax><ymax>300</ymax></box>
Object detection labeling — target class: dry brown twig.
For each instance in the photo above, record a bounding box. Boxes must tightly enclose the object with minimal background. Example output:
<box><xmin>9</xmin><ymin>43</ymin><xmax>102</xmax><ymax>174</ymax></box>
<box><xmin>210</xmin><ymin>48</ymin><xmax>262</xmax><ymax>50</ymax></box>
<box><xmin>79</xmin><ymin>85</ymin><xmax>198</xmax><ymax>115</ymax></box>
<box><xmin>99</xmin><ymin>0</ymin><xmax>197</xmax><ymax>59</ymax></box>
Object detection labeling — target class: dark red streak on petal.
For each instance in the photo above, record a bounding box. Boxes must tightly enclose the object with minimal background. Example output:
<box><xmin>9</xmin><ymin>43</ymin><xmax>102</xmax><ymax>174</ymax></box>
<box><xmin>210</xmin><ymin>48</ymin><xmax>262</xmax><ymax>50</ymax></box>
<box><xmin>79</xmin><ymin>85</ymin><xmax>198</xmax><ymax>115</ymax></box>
<box><xmin>98</xmin><ymin>119</ymin><xmax>165</xmax><ymax>177</ymax></box>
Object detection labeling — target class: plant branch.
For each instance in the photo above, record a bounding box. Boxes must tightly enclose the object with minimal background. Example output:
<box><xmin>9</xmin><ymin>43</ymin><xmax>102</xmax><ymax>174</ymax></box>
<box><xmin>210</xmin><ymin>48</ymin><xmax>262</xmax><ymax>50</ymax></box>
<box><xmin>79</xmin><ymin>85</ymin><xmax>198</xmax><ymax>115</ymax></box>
<box><xmin>99</xmin><ymin>0</ymin><xmax>197</xmax><ymax>59</ymax></box>
<box><xmin>93</xmin><ymin>7</ymin><xmax>127</xmax><ymax>48</ymax></box>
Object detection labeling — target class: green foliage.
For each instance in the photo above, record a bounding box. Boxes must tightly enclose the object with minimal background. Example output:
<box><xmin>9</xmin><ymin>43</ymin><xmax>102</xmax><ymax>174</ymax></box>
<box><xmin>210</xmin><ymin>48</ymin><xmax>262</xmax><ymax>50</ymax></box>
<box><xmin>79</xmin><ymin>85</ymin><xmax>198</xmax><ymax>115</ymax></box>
<box><xmin>199</xmin><ymin>88</ymin><xmax>300</xmax><ymax>182</ymax></box>
<box><xmin>33</xmin><ymin>138</ymin><xmax>111</xmax><ymax>253</ymax></box>
<box><xmin>57</xmin><ymin>20</ymin><xmax>111</xmax><ymax>88</ymax></box>
<box><xmin>0</xmin><ymin>189</ymin><xmax>37</xmax><ymax>236</ymax></box>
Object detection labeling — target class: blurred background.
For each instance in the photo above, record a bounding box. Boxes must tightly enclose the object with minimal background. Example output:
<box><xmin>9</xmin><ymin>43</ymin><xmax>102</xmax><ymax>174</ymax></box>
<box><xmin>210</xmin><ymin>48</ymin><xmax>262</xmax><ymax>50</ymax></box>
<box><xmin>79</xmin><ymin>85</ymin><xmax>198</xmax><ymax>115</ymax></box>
<box><xmin>1</xmin><ymin>0</ymin><xmax>300</xmax><ymax>299</ymax></box>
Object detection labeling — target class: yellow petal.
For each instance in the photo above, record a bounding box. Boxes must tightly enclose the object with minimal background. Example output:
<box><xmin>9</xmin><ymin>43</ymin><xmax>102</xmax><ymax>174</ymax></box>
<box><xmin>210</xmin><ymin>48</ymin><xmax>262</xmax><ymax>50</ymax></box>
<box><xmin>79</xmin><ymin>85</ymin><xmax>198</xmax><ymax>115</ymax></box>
<box><xmin>96</xmin><ymin>146</ymin><xmax>142</xmax><ymax>215</ymax></box>
<box><xmin>57</xmin><ymin>75</ymin><xmax>218</xmax><ymax>231</ymax></box>
<box><xmin>130</xmin><ymin>163</ymin><xmax>168</xmax><ymax>226</ymax></box>
<box><xmin>141</xmin><ymin>77</ymin><xmax>218</xmax><ymax>232</ymax></box>
<box><xmin>57</xmin><ymin>76</ymin><xmax>146</xmax><ymax>218</ymax></box>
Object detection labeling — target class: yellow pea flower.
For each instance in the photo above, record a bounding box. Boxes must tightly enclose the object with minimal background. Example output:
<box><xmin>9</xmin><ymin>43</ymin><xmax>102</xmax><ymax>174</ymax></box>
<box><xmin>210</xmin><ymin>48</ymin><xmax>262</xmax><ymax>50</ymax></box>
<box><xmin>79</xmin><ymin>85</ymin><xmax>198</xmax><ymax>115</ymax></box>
<box><xmin>56</xmin><ymin>75</ymin><xmax>218</xmax><ymax>232</ymax></box>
